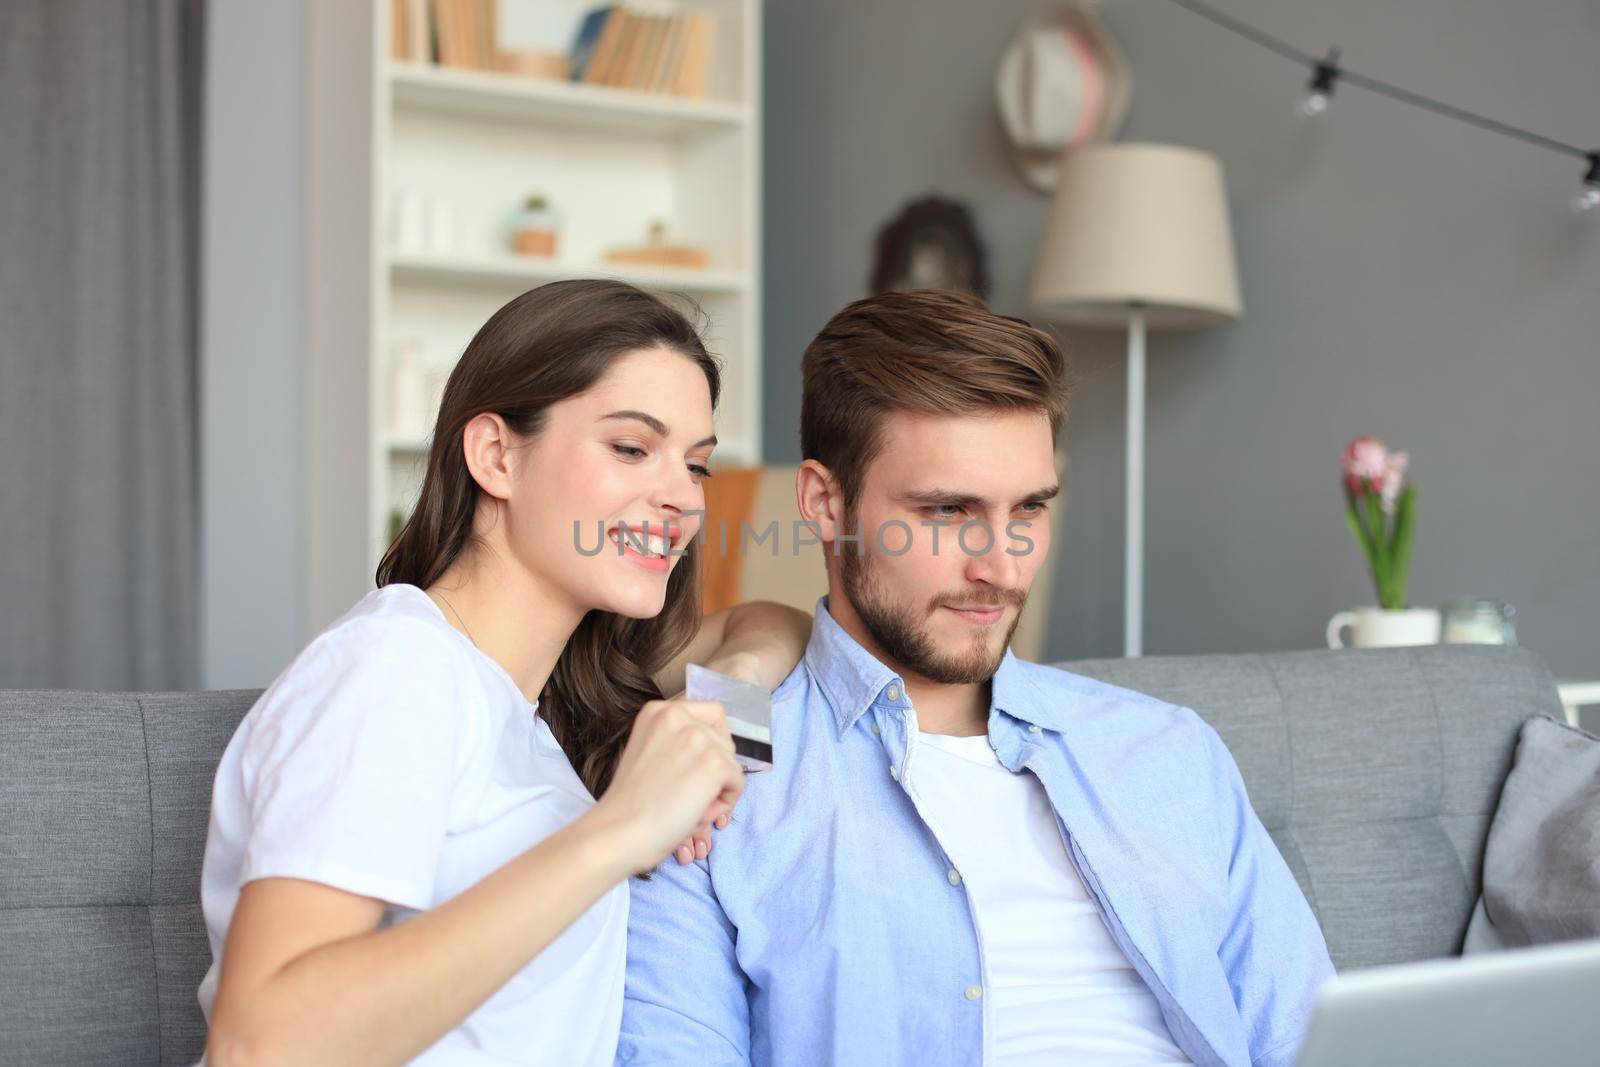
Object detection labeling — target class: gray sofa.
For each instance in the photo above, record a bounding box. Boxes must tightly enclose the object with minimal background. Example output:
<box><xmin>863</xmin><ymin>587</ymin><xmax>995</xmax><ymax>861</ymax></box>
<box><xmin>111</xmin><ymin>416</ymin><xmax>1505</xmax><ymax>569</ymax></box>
<box><xmin>0</xmin><ymin>644</ymin><xmax>1566</xmax><ymax>1064</ymax></box>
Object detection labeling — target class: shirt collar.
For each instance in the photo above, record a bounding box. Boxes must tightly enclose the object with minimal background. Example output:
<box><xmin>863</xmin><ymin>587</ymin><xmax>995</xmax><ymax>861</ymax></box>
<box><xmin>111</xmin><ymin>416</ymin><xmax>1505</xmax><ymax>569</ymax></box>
<box><xmin>804</xmin><ymin>597</ymin><xmax>907</xmax><ymax>738</ymax></box>
<box><xmin>804</xmin><ymin>596</ymin><xmax>1058</xmax><ymax>738</ymax></box>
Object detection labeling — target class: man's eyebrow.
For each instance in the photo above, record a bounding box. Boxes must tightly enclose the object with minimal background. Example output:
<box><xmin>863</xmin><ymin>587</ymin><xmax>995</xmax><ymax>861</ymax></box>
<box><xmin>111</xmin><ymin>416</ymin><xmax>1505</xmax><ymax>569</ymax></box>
<box><xmin>901</xmin><ymin>489</ymin><xmax>986</xmax><ymax>510</ymax></box>
<box><xmin>600</xmin><ymin>410</ymin><xmax>717</xmax><ymax>449</ymax></box>
<box><xmin>1022</xmin><ymin>484</ymin><xmax>1061</xmax><ymax>504</ymax></box>
<box><xmin>900</xmin><ymin>484</ymin><xmax>1060</xmax><ymax>509</ymax></box>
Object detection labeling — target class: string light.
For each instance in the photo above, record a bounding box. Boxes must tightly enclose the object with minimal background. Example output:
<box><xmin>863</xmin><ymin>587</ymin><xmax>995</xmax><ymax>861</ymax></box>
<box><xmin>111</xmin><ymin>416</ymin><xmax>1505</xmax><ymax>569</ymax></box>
<box><xmin>1575</xmin><ymin>154</ymin><xmax>1600</xmax><ymax>214</ymax></box>
<box><xmin>1164</xmin><ymin>0</ymin><xmax>1599</xmax><ymax>215</ymax></box>
<box><xmin>1298</xmin><ymin>48</ymin><xmax>1340</xmax><ymax>119</ymax></box>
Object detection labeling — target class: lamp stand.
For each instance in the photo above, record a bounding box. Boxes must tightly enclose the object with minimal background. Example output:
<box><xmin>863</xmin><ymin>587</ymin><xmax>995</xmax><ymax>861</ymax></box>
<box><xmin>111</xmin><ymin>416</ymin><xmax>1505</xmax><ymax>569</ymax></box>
<box><xmin>1124</xmin><ymin>307</ymin><xmax>1146</xmax><ymax>658</ymax></box>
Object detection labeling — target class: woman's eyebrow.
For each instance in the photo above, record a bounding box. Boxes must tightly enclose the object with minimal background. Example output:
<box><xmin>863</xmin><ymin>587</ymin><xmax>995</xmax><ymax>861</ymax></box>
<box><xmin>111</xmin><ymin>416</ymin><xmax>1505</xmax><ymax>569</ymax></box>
<box><xmin>600</xmin><ymin>410</ymin><xmax>716</xmax><ymax>448</ymax></box>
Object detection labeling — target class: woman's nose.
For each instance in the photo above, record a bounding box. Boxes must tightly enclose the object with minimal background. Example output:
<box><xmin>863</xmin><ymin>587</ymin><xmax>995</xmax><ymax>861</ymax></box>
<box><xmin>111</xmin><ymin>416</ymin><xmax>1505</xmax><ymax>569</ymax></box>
<box><xmin>650</xmin><ymin>461</ymin><xmax>702</xmax><ymax>515</ymax></box>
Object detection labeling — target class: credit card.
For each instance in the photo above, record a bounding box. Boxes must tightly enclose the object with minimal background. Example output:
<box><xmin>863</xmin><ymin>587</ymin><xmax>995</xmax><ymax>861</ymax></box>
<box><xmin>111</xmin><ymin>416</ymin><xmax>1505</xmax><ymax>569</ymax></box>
<box><xmin>685</xmin><ymin>663</ymin><xmax>773</xmax><ymax>773</ymax></box>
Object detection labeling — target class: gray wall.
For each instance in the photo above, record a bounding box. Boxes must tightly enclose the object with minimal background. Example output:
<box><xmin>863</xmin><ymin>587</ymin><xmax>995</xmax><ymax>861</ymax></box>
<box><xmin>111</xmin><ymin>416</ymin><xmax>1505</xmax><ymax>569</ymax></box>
<box><xmin>200</xmin><ymin>0</ymin><xmax>378</xmax><ymax>689</ymax></box>
<box><xmin>200</xmin><ymin>0</ymin><xmax>307</xmax><ymax>687</ymax></box>
<box><xmin>762</xmin><ymin>0</ymin><xmax>1600</xmax><ymax>677</ymax></box>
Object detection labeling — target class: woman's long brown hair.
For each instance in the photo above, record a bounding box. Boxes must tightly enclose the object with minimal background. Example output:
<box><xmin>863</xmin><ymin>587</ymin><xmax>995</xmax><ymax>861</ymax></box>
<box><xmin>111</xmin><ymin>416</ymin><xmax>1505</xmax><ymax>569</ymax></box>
<box><xmin>376</xmin><ymin>279</ymin><xmax>720</xmax><ymax>799</ymax></box>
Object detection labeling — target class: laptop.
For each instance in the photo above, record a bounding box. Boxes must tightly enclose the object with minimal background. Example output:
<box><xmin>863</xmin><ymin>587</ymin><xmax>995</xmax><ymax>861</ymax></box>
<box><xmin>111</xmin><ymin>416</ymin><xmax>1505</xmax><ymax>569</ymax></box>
<box><xmin>1294</xmin><ymin>937</ymin><xmax>1600</xmax><ymax>1067</ymax></box>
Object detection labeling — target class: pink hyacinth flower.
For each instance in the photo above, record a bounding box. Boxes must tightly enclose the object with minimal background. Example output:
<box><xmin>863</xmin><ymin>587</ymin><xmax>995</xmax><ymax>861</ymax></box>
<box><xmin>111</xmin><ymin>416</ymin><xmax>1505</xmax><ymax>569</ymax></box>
<box><xmin>1341</xmin><ymin>435</ymin><xmax>1389</xmax><ymax>496</ymax></box>
<box><xmin>1378</xmin><ymin>451</ymin><xmax>1409</xmax><ymax>512</ymax></box>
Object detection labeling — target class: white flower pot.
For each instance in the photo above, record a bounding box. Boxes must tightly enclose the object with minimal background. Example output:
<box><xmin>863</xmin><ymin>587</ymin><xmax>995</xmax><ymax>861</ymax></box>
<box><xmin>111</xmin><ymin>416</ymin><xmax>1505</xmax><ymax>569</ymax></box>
<box><xmin>1326</xmin><ymin>606</ymin><xmax>1441</xmax><ymax>649</ymax></box>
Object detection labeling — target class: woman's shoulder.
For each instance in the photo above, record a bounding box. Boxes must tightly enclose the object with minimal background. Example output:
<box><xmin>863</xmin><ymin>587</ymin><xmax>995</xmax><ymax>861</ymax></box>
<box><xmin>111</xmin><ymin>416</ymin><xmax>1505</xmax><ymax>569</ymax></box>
<box><xmin>247</xmin><ymin>586</ymin><xmax>481</xmax><ymax>735</ymax></box>
<box><xmin>322</xmin><ymin>582</ymin><xmax>458</xmax><ymax>638</ymax></box>
<box><xmin>298</xmin><ymin>584</ymin><xmax>471</xmax><ymax>669</ymax></box>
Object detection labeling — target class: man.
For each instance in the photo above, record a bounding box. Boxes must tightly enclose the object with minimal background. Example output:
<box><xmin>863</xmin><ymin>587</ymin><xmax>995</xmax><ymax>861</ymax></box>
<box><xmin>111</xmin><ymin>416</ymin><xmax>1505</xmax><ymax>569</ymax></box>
<box><xmin>618</xmin><ymin>289</ymin><xmax>1333</xmax><ymax>1066</ymax></box>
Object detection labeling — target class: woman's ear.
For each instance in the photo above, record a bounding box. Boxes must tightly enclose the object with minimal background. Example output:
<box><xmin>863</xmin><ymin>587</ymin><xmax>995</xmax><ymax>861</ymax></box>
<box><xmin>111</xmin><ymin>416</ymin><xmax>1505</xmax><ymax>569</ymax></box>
<box><xmin>795</xmin><ymin>460</ymin><xmax>845</xmax><ymax>542</ymax></box>
<box><xmin>461</xmin><ymin>412</ymin><xmax>518</xmax><ymax>500</ymax></box>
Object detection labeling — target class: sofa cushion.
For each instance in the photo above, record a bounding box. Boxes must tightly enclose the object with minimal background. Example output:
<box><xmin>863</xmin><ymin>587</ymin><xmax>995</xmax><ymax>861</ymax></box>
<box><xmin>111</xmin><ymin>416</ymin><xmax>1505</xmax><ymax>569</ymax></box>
<box><xmin>1</xmin><ymin>690</ymin><xmax>256</xmax><ymax>1066</ymax></box>
<box><xmin>1463</xmin><ymin>715</ymin><xmax>1600</xmax><ymax>952</ymax></box>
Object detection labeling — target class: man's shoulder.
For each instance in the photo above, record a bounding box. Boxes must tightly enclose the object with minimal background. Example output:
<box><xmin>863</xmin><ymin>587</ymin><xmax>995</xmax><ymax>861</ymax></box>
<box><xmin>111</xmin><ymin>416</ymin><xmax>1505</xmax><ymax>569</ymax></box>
<box><xmin>1009</xmin><ymin>656</ymin><xmax>1203</xmax><ymax>730</ymax></box>
<box><xmin>771</xmin><ymin>657</ymin><xmax>812</xmax><ymax>706</ymax></box>
<box><xmin>1002</xmin><ymin>658</ymin><xmax>1224</xmax><ymax>779</ymax></box>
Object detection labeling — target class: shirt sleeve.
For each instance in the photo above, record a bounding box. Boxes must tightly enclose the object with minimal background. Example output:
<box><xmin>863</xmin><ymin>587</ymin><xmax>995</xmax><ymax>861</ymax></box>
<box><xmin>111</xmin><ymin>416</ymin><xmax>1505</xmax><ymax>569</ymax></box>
<box><xmin>1196</xmin><ymin>715</ymin><xmax>1336</xmax><ymax>1067</ymax></box>
<box><xmin>237</xmin><ymin>617</ymin><xmax>471</xmax><ymax>912</ymax></box>
<box><xmin>618</xmin><ymin>856</ymin><xmax>752</xmax><ymax>1066</ymax></box>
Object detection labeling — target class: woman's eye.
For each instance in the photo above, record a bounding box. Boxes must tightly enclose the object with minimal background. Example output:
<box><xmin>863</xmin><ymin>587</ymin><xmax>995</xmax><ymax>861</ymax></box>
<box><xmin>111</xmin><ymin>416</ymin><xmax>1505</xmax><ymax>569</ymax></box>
<box><xmin>611</xmin><ymin>444</ymin><xmax>647</xmax><ymax>460</ymax></box>
<box><xmin>688</xmin><ymin>464</ymin><xmax>713</xmax><ymax>480</ymax></box>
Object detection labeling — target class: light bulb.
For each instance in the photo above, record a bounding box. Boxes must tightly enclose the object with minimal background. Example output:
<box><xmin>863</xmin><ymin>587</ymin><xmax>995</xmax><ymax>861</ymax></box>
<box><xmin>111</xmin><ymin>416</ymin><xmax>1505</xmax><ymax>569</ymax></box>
<box><xmin>1578</xmin><ymin>155</ymin><xmax>1600</xmax><ymax>214</ymax></box>
<box><xmin>1298</xmin><ymin>90</ymin><xmax>1331</xmax><ymax>118</ymax></box>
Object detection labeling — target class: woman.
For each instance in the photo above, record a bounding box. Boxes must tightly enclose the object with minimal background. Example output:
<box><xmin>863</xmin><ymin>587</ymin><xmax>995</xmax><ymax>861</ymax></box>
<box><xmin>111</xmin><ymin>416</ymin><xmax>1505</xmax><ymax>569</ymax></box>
<box><xmin>198</xmin><ymin>280</ymin><xmax>810</xmax><ymax>1065</ymax></box>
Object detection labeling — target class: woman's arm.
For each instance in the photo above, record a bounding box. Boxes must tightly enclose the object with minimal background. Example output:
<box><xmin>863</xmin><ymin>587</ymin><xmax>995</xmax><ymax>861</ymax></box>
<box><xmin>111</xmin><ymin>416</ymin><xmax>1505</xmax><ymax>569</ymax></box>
<box><xmin>653</xmin><ymin>600</ymin><xmax>814</xmax><ymax>696</ymax></box>
<box><xmin>209</xmin><ymin>812</ymin><xmax>631</xmax><ymax>1067</ymax></box>
<box><xmin>208</xmin><ymin>697</ymin><xmax>745</xmax><ymax>1067</ymax></box>
<box><xmin>650</xmin><ymin>601</ymin><xmax>811</xmax><ymax>866</ymax></box>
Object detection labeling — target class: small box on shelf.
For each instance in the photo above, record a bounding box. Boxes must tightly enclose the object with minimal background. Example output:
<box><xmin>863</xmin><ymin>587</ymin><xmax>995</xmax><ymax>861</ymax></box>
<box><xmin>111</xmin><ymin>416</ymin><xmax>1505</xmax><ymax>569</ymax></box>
<box><xmin>603</xmin><ymin>220</ymin><xmax>710</xmax><ymax>271</ymax></box>
<box><xmin>509</xmin><ymin>193</ymin><xmax>562</xmax><ymax>259</ymax></box>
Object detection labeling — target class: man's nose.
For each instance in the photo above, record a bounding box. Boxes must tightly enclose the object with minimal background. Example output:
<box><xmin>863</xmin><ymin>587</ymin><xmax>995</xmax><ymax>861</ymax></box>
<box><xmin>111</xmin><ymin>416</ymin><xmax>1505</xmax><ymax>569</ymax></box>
<box><xmin>961</xmin><ymin>520</ymin><xmax>1021</xmax><ymax>588</ymax></box>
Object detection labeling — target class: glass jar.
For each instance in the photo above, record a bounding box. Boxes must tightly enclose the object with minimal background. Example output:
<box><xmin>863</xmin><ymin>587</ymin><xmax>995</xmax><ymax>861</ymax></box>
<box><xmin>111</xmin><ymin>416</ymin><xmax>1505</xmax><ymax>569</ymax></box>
<box><xmin>1440</xmin><ymin>597</ymin><xmax>1517</xmax><ymax>646</ymax></box>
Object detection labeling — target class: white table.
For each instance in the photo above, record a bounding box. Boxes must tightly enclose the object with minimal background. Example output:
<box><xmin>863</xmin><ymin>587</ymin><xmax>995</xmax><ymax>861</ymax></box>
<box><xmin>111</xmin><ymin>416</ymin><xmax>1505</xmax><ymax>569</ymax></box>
<box><xmin>1555</xmin><ymin>680</ymin><xmax>1600</xmax><ymax>728</ymax></box>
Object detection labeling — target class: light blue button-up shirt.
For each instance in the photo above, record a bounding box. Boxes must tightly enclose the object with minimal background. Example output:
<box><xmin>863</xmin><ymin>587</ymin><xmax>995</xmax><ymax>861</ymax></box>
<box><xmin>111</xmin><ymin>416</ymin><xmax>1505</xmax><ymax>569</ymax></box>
<box><xmin>619</xmin><ymin>601</ymin><xmax>1334</xmax><ymax>1066</ymax></box>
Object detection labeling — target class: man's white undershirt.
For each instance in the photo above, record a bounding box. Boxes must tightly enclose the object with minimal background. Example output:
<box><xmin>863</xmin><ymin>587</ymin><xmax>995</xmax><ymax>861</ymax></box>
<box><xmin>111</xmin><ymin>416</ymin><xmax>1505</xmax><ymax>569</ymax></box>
<box><xmin>909</xmin><ymin>728</ymin><xmax>1193</xmax><ymax>1066</ymax></box>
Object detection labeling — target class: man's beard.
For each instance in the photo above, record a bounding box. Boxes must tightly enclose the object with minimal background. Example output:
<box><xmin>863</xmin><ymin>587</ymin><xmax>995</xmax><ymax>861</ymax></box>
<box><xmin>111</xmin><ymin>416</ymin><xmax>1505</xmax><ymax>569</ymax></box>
<box><xmin>839</xmin><ymin>532</ymin><xmax>1027</xmax><ymax>685</ymax></box>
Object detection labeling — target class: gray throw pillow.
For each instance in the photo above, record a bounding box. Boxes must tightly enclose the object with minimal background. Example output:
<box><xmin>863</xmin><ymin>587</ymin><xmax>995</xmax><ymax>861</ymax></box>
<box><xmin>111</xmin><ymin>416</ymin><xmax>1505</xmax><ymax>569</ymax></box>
<box><xmin>1463</xmin><ymin>715</ymin><xmax>1600</xmax><ymax>953</ymax></box>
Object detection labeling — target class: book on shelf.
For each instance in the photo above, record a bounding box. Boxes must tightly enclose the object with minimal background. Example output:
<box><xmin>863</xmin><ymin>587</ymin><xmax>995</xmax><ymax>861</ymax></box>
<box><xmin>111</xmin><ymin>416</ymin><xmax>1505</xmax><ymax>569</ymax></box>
<box><xmin>432</xmin><ymin>0</ymin><xmax>496</xmax><ymax>70</ymax></box>
<box><xmin>408</xmin><ymin>0</ymin><xmax>430</xmax><ymax>63</ymax></box>
<box><xmin>379</xmin><ymin>0</ymin><xmax>471</xmax><ymax>70</ymax></box>
<box><xmin>652</xmin><ymin>16</ymin><xmax>686</xmax><ymax>93</ymax></box>
<box><xmin>571</xmin><ymin>6</ymin><xmax>716</xmax><ymax>98</ymax></box>
<box><xmin>391</xmin><ymin>0</ymin><xmax>405</xmax><ymax>61</ymax></box>
<box><xmin>568</xmin><ymin>5</ymin><xmax>615</xmax><ymax>81</ymax></box>
<box><xmin>390</xmin><ymin>0</ymin><xmax>715</xmax><ymax>98</ymax></box>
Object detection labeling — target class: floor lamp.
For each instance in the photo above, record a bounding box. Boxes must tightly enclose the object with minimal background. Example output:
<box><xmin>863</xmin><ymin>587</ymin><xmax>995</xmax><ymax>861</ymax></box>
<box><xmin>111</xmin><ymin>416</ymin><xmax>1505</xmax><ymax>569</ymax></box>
<box><xmin>1030</xmin><ymin>143</ymin><xmax>1243</xmax><ymax>657</ymax></box>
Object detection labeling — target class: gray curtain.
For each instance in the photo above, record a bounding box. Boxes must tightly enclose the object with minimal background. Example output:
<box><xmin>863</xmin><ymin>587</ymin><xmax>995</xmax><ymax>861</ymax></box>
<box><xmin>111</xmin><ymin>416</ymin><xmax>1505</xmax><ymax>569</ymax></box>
<box><xmin>0</xmin><ymin>0</ymin><xmax>203</xmax><ymax>689</ymax></box>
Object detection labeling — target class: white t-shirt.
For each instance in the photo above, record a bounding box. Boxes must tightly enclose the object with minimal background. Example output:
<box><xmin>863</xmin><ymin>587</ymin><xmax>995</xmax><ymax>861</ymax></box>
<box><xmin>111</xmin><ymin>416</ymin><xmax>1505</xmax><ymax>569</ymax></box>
<box><xmin>197</xmin><ymin>583</ymin><xmax>628</xmax><ymax>1066</ymax></box>
<box><xmin>909</xmin><ymin>728</ymin><xmax>1192</xmax><ymax>1067</ymax></box>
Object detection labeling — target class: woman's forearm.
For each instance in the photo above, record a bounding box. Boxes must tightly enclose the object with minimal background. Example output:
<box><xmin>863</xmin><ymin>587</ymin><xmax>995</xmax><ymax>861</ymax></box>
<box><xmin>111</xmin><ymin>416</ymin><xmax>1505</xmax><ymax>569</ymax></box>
<box><xmin>207</xmin><ymin>806</ymin><xmax>637</xmax><ymax>1067</ymax></box>
<box><xmin>693</xmin><ymin>601</ymin><xmax>813</xmax><ymax>690</ymax></box>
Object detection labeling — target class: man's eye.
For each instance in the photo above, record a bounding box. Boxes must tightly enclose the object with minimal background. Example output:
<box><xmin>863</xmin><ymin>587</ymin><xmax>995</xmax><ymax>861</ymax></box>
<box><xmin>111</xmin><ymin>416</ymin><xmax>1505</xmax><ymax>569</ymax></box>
<box><xmin>924</xmin><ymin>505</ymin><xmax>962</xmax><ymax>518</ymax></box>
<box><xmin>1017</xmin><ymin>502</ymin><xmax>1047</xmax><ymax>515</ymax></box>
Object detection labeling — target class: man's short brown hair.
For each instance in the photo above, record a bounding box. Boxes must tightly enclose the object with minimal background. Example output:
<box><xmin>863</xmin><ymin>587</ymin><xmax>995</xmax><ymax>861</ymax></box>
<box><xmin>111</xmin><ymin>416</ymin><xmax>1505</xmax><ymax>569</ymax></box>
<box><xmin>800</xmin><ymin>288</ymin><xmax>1069</xmax><ymax>505</ymax></box>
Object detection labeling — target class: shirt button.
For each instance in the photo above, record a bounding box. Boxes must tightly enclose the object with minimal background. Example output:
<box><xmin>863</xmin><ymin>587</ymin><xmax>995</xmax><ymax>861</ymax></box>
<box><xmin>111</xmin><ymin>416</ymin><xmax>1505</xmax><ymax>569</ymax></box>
<box><xmin>871</xmin><ymin>722</ymin><xmax>881</xmax><ymax>736</ymax></box>
<box><xmin>964</xmin><ymin>984</ymin><xmax>983</xmax><ymax>1001</ymax></box>
<box><xmin>947</xmin><ymin>868</ymin><xmax>962</xmax><ymax>886</ymax></box>
<box><xmin>886</xmin><ymin>684</ymin><xmax>901</xmax><ymax>701</ymax></box>
<box><xmin>1028</xmin><ymin>724</ymin><xmax>1043</xmax><ymax>734</ymax></box>
<box><xmin>889</xmin><ymin>764</ymin><xmax>899</xmax><ymax>781</ymax></box>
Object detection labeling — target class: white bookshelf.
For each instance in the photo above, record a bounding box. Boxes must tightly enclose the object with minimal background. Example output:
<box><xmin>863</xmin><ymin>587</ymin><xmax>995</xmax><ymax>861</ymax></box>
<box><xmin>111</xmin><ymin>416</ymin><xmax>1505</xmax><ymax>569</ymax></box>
<box><xmin>388</xmin><ymin>249</ymin><xmax>752</xmax><ymax>294</ymax></box>
<box><xmin>389</xmin><ymin>61</ymin><xmax>753</xmax><ymax>133</ymax></box>
<box><xmin>369</xmin><ymin>0</ymin><xmax>764</xmax><ymax>564</ymax></box>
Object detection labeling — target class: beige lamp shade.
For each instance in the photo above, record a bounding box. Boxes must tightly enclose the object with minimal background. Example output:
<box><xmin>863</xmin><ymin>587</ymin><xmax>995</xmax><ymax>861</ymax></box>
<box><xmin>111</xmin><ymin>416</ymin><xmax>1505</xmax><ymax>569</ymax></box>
<box><xmin>1031</xmin><ymin>142</ymin><xmax>1242</xmax><ymax>328</ymax></box>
